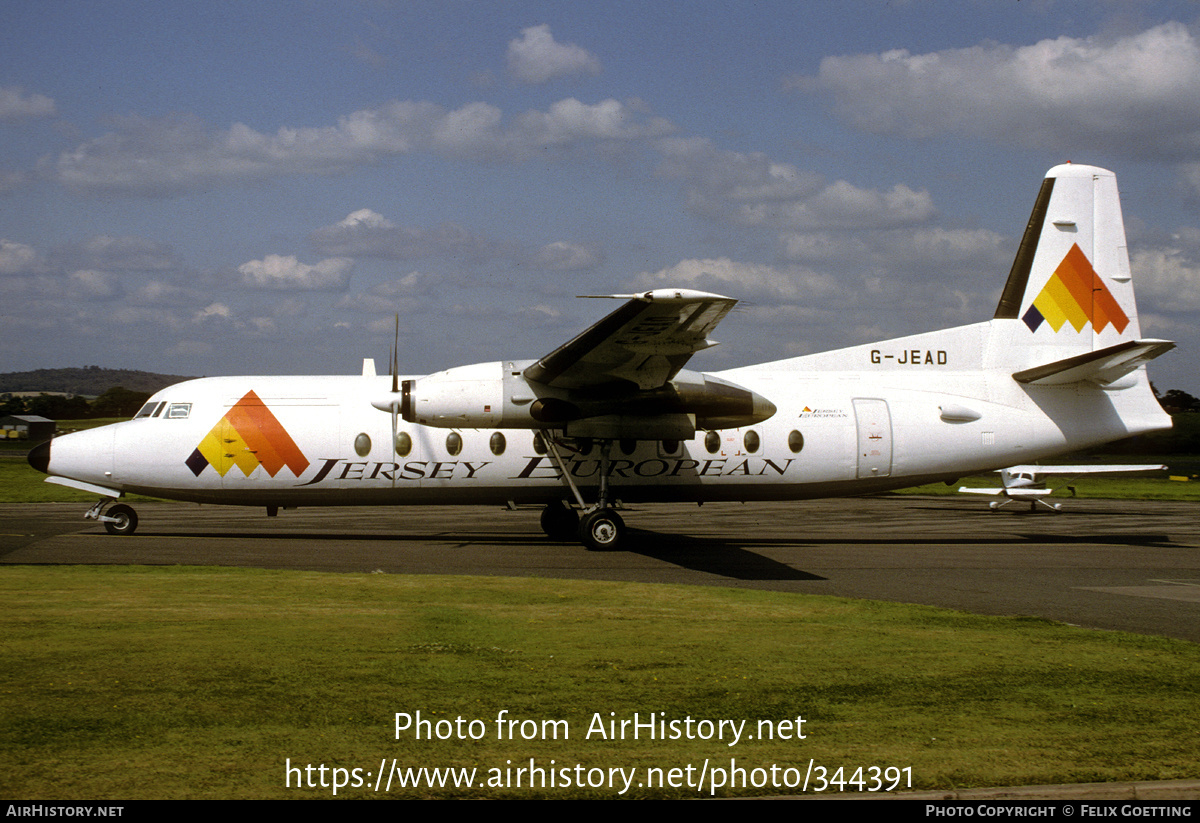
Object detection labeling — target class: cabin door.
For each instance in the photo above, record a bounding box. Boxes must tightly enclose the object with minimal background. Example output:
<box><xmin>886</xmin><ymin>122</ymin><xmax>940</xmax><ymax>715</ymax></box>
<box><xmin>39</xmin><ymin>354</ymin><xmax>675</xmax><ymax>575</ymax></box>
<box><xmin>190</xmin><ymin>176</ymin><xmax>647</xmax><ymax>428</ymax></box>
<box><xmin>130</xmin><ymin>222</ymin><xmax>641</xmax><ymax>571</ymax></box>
<box><xmin>853</xmin><ymin>398</ymin><xmax>892</xmax><ymax>479</ymax></box>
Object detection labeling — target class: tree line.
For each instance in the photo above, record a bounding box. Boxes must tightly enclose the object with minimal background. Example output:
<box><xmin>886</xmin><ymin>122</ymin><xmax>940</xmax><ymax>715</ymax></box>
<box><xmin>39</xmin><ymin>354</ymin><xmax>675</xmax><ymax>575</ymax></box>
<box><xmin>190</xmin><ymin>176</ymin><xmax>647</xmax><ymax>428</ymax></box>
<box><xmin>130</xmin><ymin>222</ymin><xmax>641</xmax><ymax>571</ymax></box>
<box><xmin>1</xmin><ymin>387</ymin><xmax>151</xmax><ymax>420</ymax></box>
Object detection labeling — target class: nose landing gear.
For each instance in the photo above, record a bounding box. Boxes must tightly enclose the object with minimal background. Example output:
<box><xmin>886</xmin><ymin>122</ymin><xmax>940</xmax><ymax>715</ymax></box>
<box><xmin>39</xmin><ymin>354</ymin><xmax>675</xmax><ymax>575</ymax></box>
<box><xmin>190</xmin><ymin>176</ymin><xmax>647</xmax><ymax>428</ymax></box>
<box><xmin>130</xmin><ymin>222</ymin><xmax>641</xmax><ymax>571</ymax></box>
<box><xmin>85</xmin><ymin>500</ymin><xmax>139</xmax><ymax>535</ymax></box>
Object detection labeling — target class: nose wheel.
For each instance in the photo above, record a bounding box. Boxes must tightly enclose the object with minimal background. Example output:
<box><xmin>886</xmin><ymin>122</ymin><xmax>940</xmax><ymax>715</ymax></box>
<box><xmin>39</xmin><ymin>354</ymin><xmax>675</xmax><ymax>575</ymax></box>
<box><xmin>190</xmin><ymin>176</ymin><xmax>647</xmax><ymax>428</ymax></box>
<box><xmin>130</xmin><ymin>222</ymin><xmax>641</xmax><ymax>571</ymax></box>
<box><xmin>85</xmin><ymin>500</ymin><xmax>139</xmax><ymax>535</ymax></box>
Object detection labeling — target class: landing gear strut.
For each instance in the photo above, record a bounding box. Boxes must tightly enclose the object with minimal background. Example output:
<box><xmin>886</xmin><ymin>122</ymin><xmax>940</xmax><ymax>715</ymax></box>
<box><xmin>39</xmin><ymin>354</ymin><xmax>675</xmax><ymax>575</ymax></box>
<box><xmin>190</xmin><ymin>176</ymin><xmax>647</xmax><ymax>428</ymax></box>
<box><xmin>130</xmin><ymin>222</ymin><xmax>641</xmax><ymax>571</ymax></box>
<box><xmin>540</xmin><ymin>432</ymin><xmax>627</xmax><ymax>551</ymax></box>
<box><xmin>85</xmin><ymin>499</ymin><xmax>139</xmax><ymax>535</ymax></box>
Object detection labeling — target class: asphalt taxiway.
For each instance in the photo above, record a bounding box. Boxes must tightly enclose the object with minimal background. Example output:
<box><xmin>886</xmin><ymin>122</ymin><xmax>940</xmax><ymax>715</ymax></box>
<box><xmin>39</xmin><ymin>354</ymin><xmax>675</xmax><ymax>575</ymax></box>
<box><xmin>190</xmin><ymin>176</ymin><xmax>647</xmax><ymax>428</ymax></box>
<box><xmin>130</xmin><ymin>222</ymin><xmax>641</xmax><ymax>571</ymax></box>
<box><xmin>4</xmin><ymin>496</ymin><xmax>1198</xmax><ymax>642</ymax></box>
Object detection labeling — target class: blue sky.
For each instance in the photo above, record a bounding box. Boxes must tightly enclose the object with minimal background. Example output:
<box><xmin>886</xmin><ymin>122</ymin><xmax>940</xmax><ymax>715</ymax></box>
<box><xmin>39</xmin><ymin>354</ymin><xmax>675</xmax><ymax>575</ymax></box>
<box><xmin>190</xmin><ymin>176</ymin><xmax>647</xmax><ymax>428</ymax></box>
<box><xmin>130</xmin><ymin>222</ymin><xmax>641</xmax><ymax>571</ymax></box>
<box><xmin>3</xmin><ymin>0</ymin><xmax>1200</xmax><ymax>393</ymax></box>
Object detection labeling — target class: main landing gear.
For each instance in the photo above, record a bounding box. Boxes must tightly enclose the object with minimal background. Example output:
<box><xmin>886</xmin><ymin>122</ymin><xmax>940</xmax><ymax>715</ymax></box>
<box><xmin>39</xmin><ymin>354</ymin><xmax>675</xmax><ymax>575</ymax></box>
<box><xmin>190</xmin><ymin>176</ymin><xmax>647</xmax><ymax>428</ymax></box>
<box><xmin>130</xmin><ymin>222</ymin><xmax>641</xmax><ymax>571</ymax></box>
<box><xmin>538</xmin><ymin>434</ymin><xmax>628</xmax><ymax>551</ymax></box>
<box><xmin>85</xmin><ymin>499</ymin><xmax>139</xmax><ymax>535</ymax></box>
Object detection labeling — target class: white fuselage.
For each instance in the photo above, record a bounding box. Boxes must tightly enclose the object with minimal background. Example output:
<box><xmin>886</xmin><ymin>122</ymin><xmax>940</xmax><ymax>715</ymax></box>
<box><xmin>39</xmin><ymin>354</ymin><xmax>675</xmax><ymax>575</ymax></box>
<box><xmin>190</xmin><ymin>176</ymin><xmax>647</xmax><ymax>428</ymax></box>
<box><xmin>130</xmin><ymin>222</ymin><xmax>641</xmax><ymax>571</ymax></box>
<box><xmin>44</xmin><ymin>320</ymin><xmax>1170</xmax><ymax>509</ymax></box>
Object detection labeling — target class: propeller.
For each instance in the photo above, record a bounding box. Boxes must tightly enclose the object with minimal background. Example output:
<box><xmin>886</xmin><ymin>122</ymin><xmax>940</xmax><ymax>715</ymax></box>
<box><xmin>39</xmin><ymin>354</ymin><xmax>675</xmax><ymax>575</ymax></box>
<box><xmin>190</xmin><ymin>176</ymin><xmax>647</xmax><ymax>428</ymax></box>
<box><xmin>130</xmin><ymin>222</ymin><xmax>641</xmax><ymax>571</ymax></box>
<box><xmin>390</xmin><ymin>314</ymin><xmax>399</xmax><ymax>486</ymax></box>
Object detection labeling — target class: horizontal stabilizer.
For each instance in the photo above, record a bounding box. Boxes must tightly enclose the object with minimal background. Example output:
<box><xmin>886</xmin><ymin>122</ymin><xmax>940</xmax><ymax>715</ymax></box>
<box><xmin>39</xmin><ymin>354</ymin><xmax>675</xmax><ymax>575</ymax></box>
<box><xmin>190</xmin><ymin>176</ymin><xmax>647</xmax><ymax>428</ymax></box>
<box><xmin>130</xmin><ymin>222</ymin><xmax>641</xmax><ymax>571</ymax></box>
<box><xmin>1012</xmin><ymin>340</ymin><xmax>1175</xmax><ymax>385</ymax></box>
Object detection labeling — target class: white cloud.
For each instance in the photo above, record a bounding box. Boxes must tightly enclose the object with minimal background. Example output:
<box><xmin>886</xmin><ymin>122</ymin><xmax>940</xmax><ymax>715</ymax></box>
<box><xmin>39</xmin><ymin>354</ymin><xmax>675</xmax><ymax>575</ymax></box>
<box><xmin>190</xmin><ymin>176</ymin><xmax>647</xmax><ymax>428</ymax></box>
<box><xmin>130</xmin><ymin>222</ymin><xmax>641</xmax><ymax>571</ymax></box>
<box><xmin>507</xmin><ymin>24</ymin><xmax>601</xmax><ymax>84</ymax></box>
<box><xmin>1131</xmin><ymin>245</ymin><xmax>1200</xmax><ymax>311</ymax></box>
<box><xmin>74</xmin><ymin>235</ymin><xmax>176</xmax><ymax>270</ymax></box>
<box><xmin>0</xmin><ymin>86</ymin><xmax>55</xmax><ymax>122</ymax></box>
<box><xmin>656</xmin><ymin>137</ymin><xmax>822</xmax><ymax>204</ymax></box>
<box><xmin>735</xmin><ymin>180</ymin><xmax>935</xmax><ymax>230</ymax></box>
<box><xmin>653</xmin><ymin>137</ymin><xmax>931</xmax><ymax>230</ymax></box>
<box><xmin>193</xmin><ymin>302</ymin><xmax>232</xmax><ymax>322</ymax></box>
<box><xmin>635</xmin><ymin>257</ymin><xmax>838</xmax><ymax>302</ymax></box>
<box><xmin>533</xmin><ymin>241</ymin><xmax>603</xmax><ymax>271</ymax></box>
<box><xmin>47</xmin><ymin>98</ymin><xmax>672</xmax><ymax>194</ymax></box>
<box><xmin>312</xmin><ymin>212</ymin><xmax>507</xmax><ymax>262</ymax></box>
<box><xmin>517</xmin><ymin>98</ymin><xmax>670</xmax><ymax>146</ymax></box>
<box><xmin>130</xmin><ymin>280</ymin><xmax>200</xmax><ymax>307</ymax></box>
<box><xmin>238</xmin><ymin>254</ymin><xmax>353</xmax><ymax>291</ymax></box>
<box><xmin>779</xmin><ymin>227</ymin><xmax>1006</xmax><ymax>269</ymax></box>
<box><xmin>68</xmin><ymin>269</ymin><xmax>119</xmax><ymax>298</ymax></box>
<box><xmin>337</xmin><ymin>208</ymin><xmax>394</xmax><ymax>230</ymax></box>
<box><xmin>0</xmin><ymin>239</ymin><xmax>38</xmax><ymax>274</ymax></box>
<box><xmin>799</xmin><ymin>22</ymin><xmax>1200</xmax><ymax>158</ymax></box>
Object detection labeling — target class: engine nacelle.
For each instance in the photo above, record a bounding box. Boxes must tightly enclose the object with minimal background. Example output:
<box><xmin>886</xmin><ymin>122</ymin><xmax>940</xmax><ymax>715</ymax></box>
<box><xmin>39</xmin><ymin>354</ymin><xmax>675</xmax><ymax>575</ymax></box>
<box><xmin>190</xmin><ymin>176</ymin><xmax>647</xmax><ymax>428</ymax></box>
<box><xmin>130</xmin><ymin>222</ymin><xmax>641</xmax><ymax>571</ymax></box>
<box><xmin>386</xmin><ymin>360</ymin><xmax>776</xmax><ymax>434</ymax></box>
<box><xmin>402</xmin><ymin>361</ymin><xmax>507</xmax><ymax>428</ymax></box>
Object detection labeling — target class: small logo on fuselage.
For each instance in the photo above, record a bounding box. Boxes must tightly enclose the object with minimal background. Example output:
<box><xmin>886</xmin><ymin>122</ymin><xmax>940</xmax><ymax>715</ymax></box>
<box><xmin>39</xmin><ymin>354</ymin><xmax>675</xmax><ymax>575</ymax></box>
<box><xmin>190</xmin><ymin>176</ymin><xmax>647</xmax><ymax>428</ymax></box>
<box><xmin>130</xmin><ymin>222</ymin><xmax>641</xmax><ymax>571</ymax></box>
<box><xmin>185</xmin><ymin>390</ymin><xmax>310</xmax><ymax>478</ymax></box>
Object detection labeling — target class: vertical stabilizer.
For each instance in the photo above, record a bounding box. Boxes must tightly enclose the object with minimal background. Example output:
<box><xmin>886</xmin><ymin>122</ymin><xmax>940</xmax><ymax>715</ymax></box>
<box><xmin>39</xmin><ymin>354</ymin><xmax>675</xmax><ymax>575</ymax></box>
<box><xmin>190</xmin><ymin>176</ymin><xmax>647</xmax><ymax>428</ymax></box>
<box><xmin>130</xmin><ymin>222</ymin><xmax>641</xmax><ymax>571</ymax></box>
<box><xmin>992</xmin><ymin>165</ymin><xmax>1142</xmax><ymax>366</ymax></box>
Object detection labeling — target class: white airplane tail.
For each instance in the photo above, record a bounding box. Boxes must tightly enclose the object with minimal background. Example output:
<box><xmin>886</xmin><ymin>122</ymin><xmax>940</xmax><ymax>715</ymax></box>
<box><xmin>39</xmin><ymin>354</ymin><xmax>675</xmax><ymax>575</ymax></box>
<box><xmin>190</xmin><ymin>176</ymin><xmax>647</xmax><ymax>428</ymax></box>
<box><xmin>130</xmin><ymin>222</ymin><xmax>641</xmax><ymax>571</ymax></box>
<box><xmin>987</xmin><ymin>164</ymin><xmax>1173</xmax><ymax>384</ymax></box>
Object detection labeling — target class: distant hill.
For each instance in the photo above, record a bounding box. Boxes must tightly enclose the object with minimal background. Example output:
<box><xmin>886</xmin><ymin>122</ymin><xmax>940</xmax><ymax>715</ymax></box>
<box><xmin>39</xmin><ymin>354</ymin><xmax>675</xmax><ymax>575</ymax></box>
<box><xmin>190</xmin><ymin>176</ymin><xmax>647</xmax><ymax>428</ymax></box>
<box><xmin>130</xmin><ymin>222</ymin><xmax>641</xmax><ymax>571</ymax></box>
<box><xmin>0</xmin><ymin>367</ymin><xmax>199</xmax><ymax>397</ymax></box>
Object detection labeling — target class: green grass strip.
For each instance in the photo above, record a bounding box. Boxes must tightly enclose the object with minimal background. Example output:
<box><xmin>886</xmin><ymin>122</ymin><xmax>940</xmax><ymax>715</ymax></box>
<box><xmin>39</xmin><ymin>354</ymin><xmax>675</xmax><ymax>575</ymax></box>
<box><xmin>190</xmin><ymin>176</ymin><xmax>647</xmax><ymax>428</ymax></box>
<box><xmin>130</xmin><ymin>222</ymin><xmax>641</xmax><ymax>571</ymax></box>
<box><xmin>2</xmin><ymin>566</ymin><xmax>1197</xmax><ymax>798</ymax></box>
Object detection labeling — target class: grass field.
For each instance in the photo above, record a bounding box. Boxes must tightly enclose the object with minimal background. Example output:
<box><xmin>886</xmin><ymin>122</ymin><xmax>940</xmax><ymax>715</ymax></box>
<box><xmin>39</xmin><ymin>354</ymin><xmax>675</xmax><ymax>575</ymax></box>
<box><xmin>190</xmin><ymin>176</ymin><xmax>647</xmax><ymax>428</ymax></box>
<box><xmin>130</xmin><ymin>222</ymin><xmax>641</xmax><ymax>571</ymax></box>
<box><xmin>3</xmin><ymin>566</ymin><xmax>1199</xmax><ymax>799</ymax></box>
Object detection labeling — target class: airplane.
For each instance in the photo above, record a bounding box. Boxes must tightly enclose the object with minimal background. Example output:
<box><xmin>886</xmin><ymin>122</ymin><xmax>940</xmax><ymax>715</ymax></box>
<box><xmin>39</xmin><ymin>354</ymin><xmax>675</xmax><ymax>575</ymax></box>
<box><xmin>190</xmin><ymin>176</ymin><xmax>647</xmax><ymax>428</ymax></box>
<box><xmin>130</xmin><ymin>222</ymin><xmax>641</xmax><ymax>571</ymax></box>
<box><xmin>957</xmin><ymin>463</ymin><xmax>1167</xmax><ymax>511</ymax></box>
<box><xmin>28</xmin><ymin>163</ymin><xmax>1176</xmax><ymax>551</ymax></box>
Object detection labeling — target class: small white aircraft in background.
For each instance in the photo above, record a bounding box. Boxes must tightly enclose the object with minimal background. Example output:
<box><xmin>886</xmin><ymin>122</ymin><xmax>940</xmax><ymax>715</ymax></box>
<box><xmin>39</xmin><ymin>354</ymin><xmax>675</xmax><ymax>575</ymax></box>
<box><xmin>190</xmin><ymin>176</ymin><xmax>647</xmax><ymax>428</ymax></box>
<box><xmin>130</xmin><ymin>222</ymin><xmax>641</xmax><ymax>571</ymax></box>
<box><xmin>958</xmin><ymin>463</ymin><xmax>1167</xmax><ymax>511</ymax></box>
<box><xmin>29</xmin><ymin>164</ymin><xmax>1175</xmax><ymax>550</ymax></box>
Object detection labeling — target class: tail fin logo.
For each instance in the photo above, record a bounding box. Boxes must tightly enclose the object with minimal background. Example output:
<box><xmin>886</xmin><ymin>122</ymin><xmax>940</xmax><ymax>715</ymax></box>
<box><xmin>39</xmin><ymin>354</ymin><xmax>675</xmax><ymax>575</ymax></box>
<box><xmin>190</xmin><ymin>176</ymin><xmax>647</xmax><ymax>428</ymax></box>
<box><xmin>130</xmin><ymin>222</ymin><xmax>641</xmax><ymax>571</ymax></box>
<box><xmin>1022</xmin><ymin>243</ymin><xmax>1129</xmax><ymax>334</ymax></box>
<box><xmin>185</xmin><ymin>390</ymin><xmax>310</xmax><ymax>478</ymax></box>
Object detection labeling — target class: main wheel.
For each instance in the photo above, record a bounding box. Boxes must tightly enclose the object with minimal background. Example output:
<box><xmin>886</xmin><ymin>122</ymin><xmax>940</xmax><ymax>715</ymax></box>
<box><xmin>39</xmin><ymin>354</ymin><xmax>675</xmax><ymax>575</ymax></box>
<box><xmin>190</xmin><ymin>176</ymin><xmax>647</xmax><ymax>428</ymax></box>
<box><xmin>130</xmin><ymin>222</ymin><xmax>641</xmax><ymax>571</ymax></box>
<box><xmin>579</xmin><ymin>509</ymin><xmax>625</xmax><ymax>552</ymax></box>
<box><xmin>539</xmin><ymin>502</ymin><xmax>579</xmax><ymax>541</ymax></box>
<box><xmin>103</xmin><ymin>503</ymin><xmax>138</xmax><ymax>536</ymax></box>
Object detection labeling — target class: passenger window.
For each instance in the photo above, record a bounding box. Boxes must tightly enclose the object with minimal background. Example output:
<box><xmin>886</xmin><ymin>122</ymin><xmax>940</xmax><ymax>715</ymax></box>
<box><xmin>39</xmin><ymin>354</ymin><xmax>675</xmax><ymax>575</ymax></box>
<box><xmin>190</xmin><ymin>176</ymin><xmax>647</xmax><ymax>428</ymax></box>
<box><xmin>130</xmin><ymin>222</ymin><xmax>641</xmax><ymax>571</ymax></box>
<box><xmin>394</xmin><ymin>431</ymin><xmax>412</xmax><ymax>457</ymax></box>
<box><xmin>744</xmin><ymin>430</ymin><xmax>760</xmax><ymax>453</ymax></box>
<box><xmin>490</xmin><ymin>432</ymin><xmax>506</xmax><ymax>456</ymax></box>
<box><xmin>446</xmin><ymin>432</ymin><xmax>463</xmax><ymax>456</ymax></box>
<box><xmin>787</xmin><ymin>430</ymin><xmax>804</xmax><ymax>453</ymax></box>
<box><xmin>704</xmin><ymin>430</ymin><xmax>720</xmax><ymax>454</ymax></box>
<box><xmin>354</xmin><ymin>433</ymin><xmax>372</xmax><ymax>457</ymax></box>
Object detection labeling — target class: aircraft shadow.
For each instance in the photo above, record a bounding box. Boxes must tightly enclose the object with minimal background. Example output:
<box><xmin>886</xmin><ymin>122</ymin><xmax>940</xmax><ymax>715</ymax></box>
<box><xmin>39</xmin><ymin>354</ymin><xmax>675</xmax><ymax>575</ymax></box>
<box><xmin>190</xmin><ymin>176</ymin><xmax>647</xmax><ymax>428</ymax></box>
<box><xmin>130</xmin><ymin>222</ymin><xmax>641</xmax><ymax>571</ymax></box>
<box><xmin>124</xmin><ymin>526</ymin><xmax>821</xmax><ymax>581</ymax></box>
<box><xmin>618</xmin><ymin>528</ymin><xmax>824</xmax><ymax>581</ymax></box>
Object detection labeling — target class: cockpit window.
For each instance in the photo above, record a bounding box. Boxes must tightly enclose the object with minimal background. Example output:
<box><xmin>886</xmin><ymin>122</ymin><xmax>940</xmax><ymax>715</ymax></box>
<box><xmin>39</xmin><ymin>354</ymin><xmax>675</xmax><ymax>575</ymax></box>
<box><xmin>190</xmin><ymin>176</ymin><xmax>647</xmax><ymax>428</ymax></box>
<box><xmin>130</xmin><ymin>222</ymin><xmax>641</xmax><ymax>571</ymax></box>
<box><xmin>134</xmin><ymin>402</ymin><xmax>157</xmax><ymax>419</ymax></box>
<box><xmin>150</xmin><ymin>402</ymin><xmax>166</xmax><ymax>418</ymax></box>
<box><xmin>166</xmin><ymin>403</ymin><xmax>192</xmax><ymax>419</ymax></box>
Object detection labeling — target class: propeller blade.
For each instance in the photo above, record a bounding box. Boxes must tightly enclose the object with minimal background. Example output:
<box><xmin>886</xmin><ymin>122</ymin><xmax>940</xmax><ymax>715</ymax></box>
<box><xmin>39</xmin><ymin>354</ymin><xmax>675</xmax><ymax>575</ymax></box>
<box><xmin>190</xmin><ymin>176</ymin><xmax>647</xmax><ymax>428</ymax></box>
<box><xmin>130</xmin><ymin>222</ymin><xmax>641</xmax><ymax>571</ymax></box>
<box><xmin>391</xmin><ymin>313</ymin><xmax>399</xmax><ymax>394</ymax></box>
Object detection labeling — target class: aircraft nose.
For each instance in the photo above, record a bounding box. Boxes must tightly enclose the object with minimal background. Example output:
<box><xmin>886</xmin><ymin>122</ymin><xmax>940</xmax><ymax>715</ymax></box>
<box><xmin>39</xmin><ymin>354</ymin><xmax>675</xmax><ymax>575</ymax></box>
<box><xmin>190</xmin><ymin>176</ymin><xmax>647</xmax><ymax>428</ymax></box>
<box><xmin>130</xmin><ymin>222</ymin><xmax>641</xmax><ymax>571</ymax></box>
<box><xmin>31</xmin><ymin>425</ymin><xmax>117</xmax><ymax>487</ymax></box>
<box><xmin>28</xmin><ymin>439</ymin><xmax>51</xmax><ymax>474</ymax></box>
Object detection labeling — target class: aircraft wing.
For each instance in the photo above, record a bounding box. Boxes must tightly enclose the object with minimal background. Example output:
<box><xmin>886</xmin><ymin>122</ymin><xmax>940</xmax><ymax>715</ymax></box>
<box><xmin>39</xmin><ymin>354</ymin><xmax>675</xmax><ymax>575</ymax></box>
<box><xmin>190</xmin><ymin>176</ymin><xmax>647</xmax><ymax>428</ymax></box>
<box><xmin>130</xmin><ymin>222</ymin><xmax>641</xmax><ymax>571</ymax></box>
<box><xmin>523</xmin><ymin>289</ymin><xmax>737</xmax><ymax>390</ymax></box>
<box><xmin>958</xmin><ymin>486</ymin><xmax>1054</xmax><ymax>498</ymax></box>
<box><xmin>1005</xmin><ymin>464</ymin><xmax>1167</xmax><ymax>476</ymax></box>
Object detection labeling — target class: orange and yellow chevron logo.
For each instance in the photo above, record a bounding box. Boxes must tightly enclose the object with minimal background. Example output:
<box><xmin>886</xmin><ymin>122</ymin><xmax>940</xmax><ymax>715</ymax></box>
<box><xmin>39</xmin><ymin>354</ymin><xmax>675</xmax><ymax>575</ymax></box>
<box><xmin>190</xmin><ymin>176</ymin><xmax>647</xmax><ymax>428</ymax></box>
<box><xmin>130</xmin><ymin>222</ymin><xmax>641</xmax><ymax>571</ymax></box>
<box><xmin>185</xmin><ymin>390</ymin><xmax>309</xmax><ymax>478</ymax></box>
<box><xmin>1022</xmin><ymin>243</ymin><xmax>1128</xmax><ymax>334</ymax></box>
